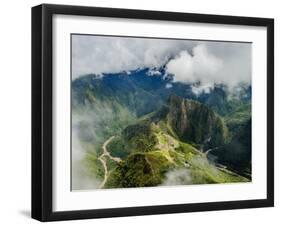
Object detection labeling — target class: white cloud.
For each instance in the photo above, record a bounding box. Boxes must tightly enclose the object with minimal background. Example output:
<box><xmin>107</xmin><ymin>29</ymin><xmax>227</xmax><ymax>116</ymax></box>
<box><xmin>72</xmin><ymin>35</ymin><xmax>195</xmax><ymax>79</ymax></box>
<box><xmin>71</xmin><ymin>109</ymin><xmax>111</xmax><ymax>190</ymax></box>
<box><xmin>72</xmin><ymin>35</ymin><xmax>252</xmax><ymax>93</ymax></box>
<box><xmin>165</xmin><ymin>83</ymin><xmax>173</xmax><ymax>89</ymax></box>
<box><xmin>166</xmin><ymin>44</ymin><xmax>251</xmax><ymax>92</ymax></box>
<box><xmin>71</xmin><ymin>125</ymin><xmax>101</xmax><ymax>190</ymax></box>
<box><xmin>147</xmin><ymin>69</ymin><xmax>161</xmax><ymax>76</ymax></box>
<box><xmin>191</xmin><ymin>84</ymin><xmax>212</xmax><ymax>95</ymax></box>
<box><xmin>162</xmin><ymin>168</ymin><xmax>192</xmax><ymax>186</ymax></box>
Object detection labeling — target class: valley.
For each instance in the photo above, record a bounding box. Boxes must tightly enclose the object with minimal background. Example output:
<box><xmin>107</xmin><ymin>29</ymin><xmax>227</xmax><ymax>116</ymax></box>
<box><xmin>72</xmin><ymin>68</ymin><xmax>252</xmax><ymax>189</ymax></box>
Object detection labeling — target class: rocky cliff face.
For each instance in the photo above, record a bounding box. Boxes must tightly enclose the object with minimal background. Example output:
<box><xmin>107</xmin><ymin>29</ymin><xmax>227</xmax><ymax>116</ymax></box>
<box><xmin>166</xmin><ymin>95</ymin><xmax>229</xmax><ymax>150</ymax></box>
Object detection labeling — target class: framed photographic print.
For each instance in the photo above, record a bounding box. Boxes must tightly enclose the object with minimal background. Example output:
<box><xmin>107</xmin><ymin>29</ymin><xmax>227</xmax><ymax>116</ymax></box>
<box><xmin>32</xmin><ymin>4</ymin><xmax>274</xmax><ymax>221</ymax></box>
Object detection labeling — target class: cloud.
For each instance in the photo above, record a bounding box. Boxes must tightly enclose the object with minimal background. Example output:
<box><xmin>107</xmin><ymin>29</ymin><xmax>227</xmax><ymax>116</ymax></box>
<box><xmin>162</xmin><ymin>168</ymin><xmax>192</xmax><ymax>186</ymax></box>
<box><xmin>72</xmin><ymin>35</ymin><xmax>252</xmax><ymax>93</ymax></box>
<box><xmin>167</xmin><ymin>45</ymin><xmax>223</xmax><ymax>84</ymax></box>
<box><xmin>166</xmin><ymin>44</ymin><xmax>251</xmax><ymax>92</ymax></box>
<box><xmin>191</xmin><ymin>84</ymin><xmax>212</xmax><ymax>95</ymax></box>
<box><xmin>147</xmin><ymin>69</ymin><xmax>161</xmax><ymax>76</ymax></box>
<box><xmin>72</xmin><ymin>35</ymin><xmax>196</xmax><ymax>79</ymax></box>
<box><xmin>71</xmin><ymin>112</ymin><xmax>103</xmax><ymax>190</ymax></box>
<box><xmin>165</xmin><ymin>83</ymin><xmax>173</xmax><ymax>89</ymax></box>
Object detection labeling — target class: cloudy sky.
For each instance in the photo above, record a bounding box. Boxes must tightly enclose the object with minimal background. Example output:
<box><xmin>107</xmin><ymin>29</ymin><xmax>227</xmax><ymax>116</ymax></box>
<box><xmin>72</xmin><ymin>34</ymin><xmax>251</xmax><ymax>92</ymax></box>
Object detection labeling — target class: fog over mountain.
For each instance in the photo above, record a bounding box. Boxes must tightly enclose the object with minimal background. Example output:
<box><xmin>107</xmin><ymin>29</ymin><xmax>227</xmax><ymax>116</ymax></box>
<box><xmin>72</xmin><ymin>35</ymin><xmax>251</xmax><ymax>93</ymax></box>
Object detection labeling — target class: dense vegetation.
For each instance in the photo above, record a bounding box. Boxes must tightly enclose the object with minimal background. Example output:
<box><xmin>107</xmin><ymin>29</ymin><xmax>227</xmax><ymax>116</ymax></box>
<box><xmin>72</xmin><ymin>68</ymin><xmax>252</xmax><ymax>189</ymax></box>
<box><xmin>208</xmin><ymin>119</ymin><xmax>252</xmax><ymax>177</ymax></box>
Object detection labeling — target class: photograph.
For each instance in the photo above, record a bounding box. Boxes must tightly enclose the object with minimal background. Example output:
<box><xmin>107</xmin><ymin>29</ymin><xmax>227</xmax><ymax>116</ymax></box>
<box><xmin>31</xmin><ymin>3</ymin><xmax>274</xmax><ymax>221</ymax></box>
<box><xmin>71</xmin><ymin>34</ymin><xmax>252</xmax><ymax>190</ymax></box>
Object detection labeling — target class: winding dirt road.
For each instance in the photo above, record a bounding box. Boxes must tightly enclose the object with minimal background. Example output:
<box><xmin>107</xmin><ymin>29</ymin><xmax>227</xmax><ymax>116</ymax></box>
<box><xmin>98</xmin><ymin>136</ymin><xmax>121</xmax><ymax>188</ymax></box>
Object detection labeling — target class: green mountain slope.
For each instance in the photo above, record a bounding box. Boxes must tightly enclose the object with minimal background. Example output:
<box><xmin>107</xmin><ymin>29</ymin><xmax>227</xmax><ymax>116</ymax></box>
<box><xmin>208</xmin><ymin>119</ymin><xmax>252</xmax><ymax>177</ymax></box>
<box><xmin>104</xmin><ymin>96</ymin><xmax>248</xmax><ymax>188</ymax></box>
<box><xmin>72</xmin><ymin>70</ymin><xmax>252</xmax><ymax>189</ymax></box>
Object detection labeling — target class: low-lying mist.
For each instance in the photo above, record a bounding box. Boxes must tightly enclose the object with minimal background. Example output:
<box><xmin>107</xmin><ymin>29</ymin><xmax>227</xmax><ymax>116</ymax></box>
<box><xmin>72</xmin><ymin>113</ymin><xmax>102</xmax><ymax>190</ymax></box>
<box><xmin>162</xmin><ymin>168</ymin><xmax>192</xmax><ymax>186</ymax></box>
<box><xmin>71</xmin><ymin>100</ymin><xmax>136</xmax><ymax>190</ymax></box>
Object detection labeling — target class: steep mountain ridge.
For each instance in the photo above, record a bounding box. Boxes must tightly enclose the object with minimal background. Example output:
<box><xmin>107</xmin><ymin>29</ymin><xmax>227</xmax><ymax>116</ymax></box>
<box><xmin>165</xmin><ymin>95</ymin><xmax>229</xmax><ymax>150</ymax></box>
<box><xmin>72</xmin><ymin>68</ymin><xmax>251</xmax><ymax>118</ymax></box>
<box><xmin>104</xmin><ymin>96</ymin><xmax>248</xmax><ymax>188</ymax></box>
<box><xmin>72</xmin><ymin>69</ymin><xmax>252</xmax><ymax>188</ymax></box>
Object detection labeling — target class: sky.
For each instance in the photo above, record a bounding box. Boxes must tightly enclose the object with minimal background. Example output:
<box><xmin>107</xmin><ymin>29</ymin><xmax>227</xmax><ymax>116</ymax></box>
<box><xmin>72</xmin><ymin>34</ymin><xmax>252</xmax><ymax>92</ymax></box>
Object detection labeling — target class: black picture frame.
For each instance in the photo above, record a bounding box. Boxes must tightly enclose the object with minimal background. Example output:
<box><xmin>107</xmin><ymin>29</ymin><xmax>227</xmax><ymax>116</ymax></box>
<box><xmin>32</xmin><ymin>3</ymin><xmax>274</xmax><ymax>222</ymax></box>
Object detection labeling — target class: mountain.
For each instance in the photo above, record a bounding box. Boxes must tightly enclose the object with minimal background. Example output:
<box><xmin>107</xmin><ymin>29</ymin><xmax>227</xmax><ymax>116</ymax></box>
<box><xmin>72</xmin><ymin>70</ymin><xmax>164</xmax><ymax>117</ymax></box>
<box><xmin>104</xmin><ymin>96</ymin><xmax>248</xmax><ymax>188</ymax></box>
<box><xmin>72</xmin><ymin>68</ymin><xmax>252</xmax><ymax>188</ymax></box>
<box><xmin>165</xmin><ymin>95</ymin><xmax>229</xmax><ymax>150</ymax></box>
<box><xmin>72</xmin><ymin>68</ymin><xmax>251</xmax><ymax>124</ymax></box>
<box><xmin>208</xmin><ymin>119</ymin><xmax>252</xmax><ymax>177</ymax></box>
<box><xmin>119</xmin><ymin>95</ymin><xmax>229</xmax><ymax>153</ymax></box>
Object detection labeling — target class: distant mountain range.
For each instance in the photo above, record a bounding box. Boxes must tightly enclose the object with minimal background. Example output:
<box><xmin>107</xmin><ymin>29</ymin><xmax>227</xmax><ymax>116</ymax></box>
<box><xmin>72</xmin><ymin>67</ymin><xmax>252</xmax><ymax>189</ymax></box>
